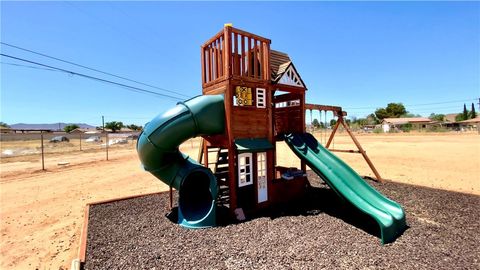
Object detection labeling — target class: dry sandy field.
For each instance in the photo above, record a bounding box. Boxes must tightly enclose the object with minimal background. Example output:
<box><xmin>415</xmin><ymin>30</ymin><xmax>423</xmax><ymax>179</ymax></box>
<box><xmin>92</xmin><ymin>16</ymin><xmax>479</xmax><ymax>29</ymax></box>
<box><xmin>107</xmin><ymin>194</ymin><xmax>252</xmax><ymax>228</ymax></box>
<box><xmin>0</xmin><ymin>132</ymin><xmax>479</xmax><ymax>269</ymax></box>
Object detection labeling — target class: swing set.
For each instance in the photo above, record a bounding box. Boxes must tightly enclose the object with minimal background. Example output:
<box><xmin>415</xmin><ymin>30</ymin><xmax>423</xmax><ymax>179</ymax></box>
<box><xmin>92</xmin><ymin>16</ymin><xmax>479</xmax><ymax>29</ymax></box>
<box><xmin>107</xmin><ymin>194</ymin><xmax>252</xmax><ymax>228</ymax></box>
<box><xmin>305</xmin><ymin>103</ymin><xmax>383</xmax><ymax>182</ymax></box>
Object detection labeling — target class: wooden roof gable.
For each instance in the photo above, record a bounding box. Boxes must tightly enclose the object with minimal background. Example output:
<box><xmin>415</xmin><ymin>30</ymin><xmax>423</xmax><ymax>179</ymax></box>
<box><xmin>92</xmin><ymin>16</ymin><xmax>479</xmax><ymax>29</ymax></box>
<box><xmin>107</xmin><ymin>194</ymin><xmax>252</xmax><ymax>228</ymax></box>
<box><xmin>270</xmin><ymin>50</ymin><xmax>307</xmax><ymax>89</ymax></box>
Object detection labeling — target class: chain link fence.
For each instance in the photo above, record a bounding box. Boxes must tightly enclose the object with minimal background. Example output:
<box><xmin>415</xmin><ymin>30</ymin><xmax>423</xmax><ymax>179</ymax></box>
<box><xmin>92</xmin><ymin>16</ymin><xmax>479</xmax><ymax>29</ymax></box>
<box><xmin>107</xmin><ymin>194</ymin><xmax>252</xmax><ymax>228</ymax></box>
<box><xmin>1</xmin><ymin>131</ymin><xmax>139</xmax><ymax>170</ymax></box>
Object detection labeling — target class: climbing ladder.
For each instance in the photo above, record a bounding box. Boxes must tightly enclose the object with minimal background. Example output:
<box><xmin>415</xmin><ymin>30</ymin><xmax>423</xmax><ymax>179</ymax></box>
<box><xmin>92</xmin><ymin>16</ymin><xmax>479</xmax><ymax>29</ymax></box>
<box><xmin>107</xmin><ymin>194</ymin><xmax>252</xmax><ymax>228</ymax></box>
<box><xmin>198</xmin><ymin>140</ymin><xmax>231</xmax><ymax>207</ymax></box>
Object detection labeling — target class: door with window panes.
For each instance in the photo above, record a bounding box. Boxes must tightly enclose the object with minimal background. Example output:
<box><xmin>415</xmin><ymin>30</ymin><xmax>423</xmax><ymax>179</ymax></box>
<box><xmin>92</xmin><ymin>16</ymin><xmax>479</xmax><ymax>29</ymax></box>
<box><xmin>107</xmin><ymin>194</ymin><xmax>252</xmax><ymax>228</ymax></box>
<box><xmin>237</xmin><ymin>153</ymin><xmax>255</xmax><ymax>209</ymax></box>
<box><xmin>257</xmin><ymin>152</ymin><xmax>268</xmax><ymax>203</ymax></box>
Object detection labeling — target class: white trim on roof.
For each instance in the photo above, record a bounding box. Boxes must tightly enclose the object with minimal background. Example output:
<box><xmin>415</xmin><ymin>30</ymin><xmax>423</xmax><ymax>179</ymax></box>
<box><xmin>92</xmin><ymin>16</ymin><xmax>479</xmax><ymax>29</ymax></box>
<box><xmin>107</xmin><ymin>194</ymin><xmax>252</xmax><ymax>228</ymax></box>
<box><xmin>278</xmin><ymin>65</ymin><xmax>305</xmax><ymax>88</ymax></box>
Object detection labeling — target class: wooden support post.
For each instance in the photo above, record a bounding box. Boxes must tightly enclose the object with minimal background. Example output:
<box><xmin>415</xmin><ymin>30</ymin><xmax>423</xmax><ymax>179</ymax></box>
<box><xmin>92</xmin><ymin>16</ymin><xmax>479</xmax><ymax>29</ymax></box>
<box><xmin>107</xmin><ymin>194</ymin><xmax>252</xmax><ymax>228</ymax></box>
<box><xmin>197</xmin><ymin>138</ymin><xmax>204</xmax><ymax>163</ymax></box>
<box><xmin>203</xmin><ymin>142</ymin><xmax>209</xmax><ymax>168</ymax></box>
<box><xmin>169</xmin><ymin>186</ymin><xmax>173</xmax><ymax>210</ymax></box>
<box><xmin>339</xmin><ymin>117</ymin><xmax>383</xmax><ymax>182</ymax></box>
<box><xmin>326</xmin><ymin>118</ymin><xmax>341</xmax><ymax>148</ymax></box>
<box><xmin>201</xmin><ymin>46</ymin><xmax>205</xmax><ymax>85</ymax></box>
<box><xmin>79</xmin><ymin>133</ymin><xmax>82</xmax><ymax>151</ymax></box>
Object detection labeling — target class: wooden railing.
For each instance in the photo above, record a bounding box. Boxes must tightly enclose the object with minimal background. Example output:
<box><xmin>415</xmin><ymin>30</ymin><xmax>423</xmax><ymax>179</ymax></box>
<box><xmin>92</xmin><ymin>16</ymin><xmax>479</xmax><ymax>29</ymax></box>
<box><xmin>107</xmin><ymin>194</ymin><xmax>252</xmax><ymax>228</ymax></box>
<box><xmin>201</xmin><ymin>26</ymin><xmax>271</xmax><ymax>86</ymax></box>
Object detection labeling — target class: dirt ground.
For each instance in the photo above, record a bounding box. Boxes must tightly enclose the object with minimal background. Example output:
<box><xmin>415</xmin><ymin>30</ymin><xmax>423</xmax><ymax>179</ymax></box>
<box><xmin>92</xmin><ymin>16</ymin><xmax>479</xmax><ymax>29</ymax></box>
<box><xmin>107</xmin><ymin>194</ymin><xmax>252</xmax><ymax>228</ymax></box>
<box><xmin>0</xmin><ymin>132</ymin><xmax>479</xmax><ymax>269</ymax></box>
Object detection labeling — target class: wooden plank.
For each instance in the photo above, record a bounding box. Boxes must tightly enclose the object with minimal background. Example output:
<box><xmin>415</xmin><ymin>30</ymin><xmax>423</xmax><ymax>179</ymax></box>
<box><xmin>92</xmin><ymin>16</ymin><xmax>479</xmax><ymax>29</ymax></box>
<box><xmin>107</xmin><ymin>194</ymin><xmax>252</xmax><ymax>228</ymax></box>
<box><xmin>259</xmin><ymin>40</ymin><xmax>264</xmax><ymax>79</ymax></box>
<box><xmin>265</xmin><ymin>42</ymin><xmax>271</xmax><ymax>81</ymax></box>
<box><xmin>241</xmin><ymin>36</ymin><xmax>245</xmax><ymax>76</ymax></box>
<box><xmin>273</xmin><ymin>93</ymin><xmax>302</xmax><ymax>103</ymax></box>
<box><xmin>219</xmin><ymin>36</ymin><xmax>223</xmax><ymax>78</ymax></box>
<box><xmin>305</xmin><ymin>103</ymin><xmax>342</xmax><ymax>112</ymax></box>
<box><xmin>231</xmin><ymin>26</ymin><xmax>271</xmax><ymax>44</ymax></box>
<box><xmin>215</xmin><ymin>39</ymin><xmax>220</xmax><ymax>80</ymax></box>
<box><xmin>204</xmin><ymin>47</ymin><xmax>209</xmax><ymax>83</ymax></box>
<box><xmin>231</xmin><ymin>108</ymin><xmax>269</xmax><ymax>137</ymax></box>
<box><xmin>328</xmin><ymin>149</ymin><xmax>361</xmax><ymax>153</ymax></box>
<box><xmin>201</xmin><ymin>46</ymin><xmax>205</xmax><ymax>84</ymax></box>
<box><xmin>233</xmin><ymin>32</ymin><xmax>238</xmax><ymax>76</ymax></box>
<box><xmin>247</xmin><ymin>37</ymin><xmax>251</xmax><ymax>77</ymax></box>
<box><xmin>231</xmin><ymin>75</ymin><xmax>266</xmax><ymax>84</ymax></box>
<box><xmin>78</xmin><ymin>206</ymin><xmax>89</xmax><ymax>262</ymax></box>
<box><xmin>274</xmin><ymin>83</ymin><xmax>306</xmax><ymax>94</ymax></box>
<box><xmin>224</xmin><ymin>27</ymin><xmax>231</xmax><ymax>78</ymax></box>
<box><xmin>339</xmin><ymin>117</ymin><xmax>383</xmax><ymax>182</ymax></box>
<box><xmin>208</xmin><ymin>44</ymin><xmax>213</xmax><ymax>82</ymax></box>
<box><xmin>253</xmin><ymin>39</ymin><xmax>258</xmax><ymax>79</ymax></box>
<box><xmin>201</xmin><ymin>28</ymin><xmax>225</xmax><ymax>48</ymax></box>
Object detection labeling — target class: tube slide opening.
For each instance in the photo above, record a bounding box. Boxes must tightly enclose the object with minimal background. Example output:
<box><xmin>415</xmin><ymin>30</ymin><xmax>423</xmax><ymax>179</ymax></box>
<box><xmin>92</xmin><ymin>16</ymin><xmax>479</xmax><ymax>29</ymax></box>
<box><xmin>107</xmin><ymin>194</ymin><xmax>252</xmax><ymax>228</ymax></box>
<box><xmin>179</xmin><ymin>171</ymin><xmax>214</xmax><ymax>222</ymax></box>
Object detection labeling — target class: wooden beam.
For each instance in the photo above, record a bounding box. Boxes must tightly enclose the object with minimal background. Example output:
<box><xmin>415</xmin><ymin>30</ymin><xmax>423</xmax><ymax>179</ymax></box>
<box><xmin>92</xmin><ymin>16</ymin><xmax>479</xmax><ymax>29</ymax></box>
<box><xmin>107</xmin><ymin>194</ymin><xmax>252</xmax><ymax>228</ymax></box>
<box><xmin>230</xmin><ymin>26</ymin><xmax>271</xmax><ymax>44</ymax></box>
<box><xmin>325</xmin><ymin>118</ymin><xmax>341</xmax><ymax>148</ymax></box>
<box><xmin>247</xmin><ymin>37</ymin><xmax>251</xmax><ymax>77</ymax></box>
<box><xmin>339</xmin><ymin>116</ymin><xmax>383</xmax><ymax>182</ymax></box>
<box><xmin>219</xmin><ymin>37</ymin><xmax>223</xmax><ymax>78</ymax></box>
<box><xmin>233</xmin><ymin>32</ymin><xmax>238</xmax><ymax>76</ymax></box>
<box><xmin>328</xmin><ymin>149</ymin><xmax>361</xmax><ymax>153</ymax></box>
<box><xmin>224</xmin><ymin>27</ymin><xmax>231</xmax><ymax>78</ymax></box>
<box><xmin>253</xmin><ymin>39</ymin><xmax>258</xmax><ymax>79</ymax></box>
<box><xmin>241</xmin><ymin>36</ymin><xmax>245</xmax><ymax>76</ymax></box>
<box><xmin>273</xmin><ymin>93</ymin><xmax>302</xmax><ymax>103</ymax></box>
<box><xmin>201</xmin><ymin>28</ymin><xmax>225</xmax><ymax>48</ymax></box>
<box><xmin>201</xmin><ymin>46</ymin><xmax>205</xmax><ymax>84</ymax></box>
<box><xmin>215</xmin><ymin>40</ymin><xmax>220</xmax><ymax>80</ymax></box>
<box><xmin>259</xmin><ymin>40</ymin><xmax>264</xmax><ymax>79</ymax></box>
<box><xmin>273</xmin><ymin>83</ymin><xmax>306</xmax><ymax>94</ymax></box>
<box><xmin>264</xmin><ymin>42</ymin><xmax>270</xmax><ymax>81</ymax></box>
<box><xmin>305</xmin><ymin>103</ymin><xmax>342</xmax><ymax>112</ymax></box>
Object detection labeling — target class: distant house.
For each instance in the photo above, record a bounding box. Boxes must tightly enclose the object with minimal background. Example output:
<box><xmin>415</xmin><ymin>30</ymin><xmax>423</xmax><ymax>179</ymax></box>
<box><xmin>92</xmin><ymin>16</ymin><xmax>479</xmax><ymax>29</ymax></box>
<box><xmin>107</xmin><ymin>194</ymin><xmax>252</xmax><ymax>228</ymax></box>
<box><xmin>459</xmin><ymin>117</ymin><xmax>480</xmax><ymax>133</ymax></box>
<box><xmin>70</xmin><ymin>128</ymin><xmax>99</xmax><ymax>134</ymax></box>
<box><xmin>444</xmin><ymin>113</ymin><xmax>458</xmax><ymax>123</ymax></box>
<box><xmin>381</xmin><ymin>117</ymin><xmax>432</xmax><ymax>132</ymax></box>
<box><xmin>0</xmin><ymin>126</ymin><xmax>13</xmax><ymax>133</ymax></box>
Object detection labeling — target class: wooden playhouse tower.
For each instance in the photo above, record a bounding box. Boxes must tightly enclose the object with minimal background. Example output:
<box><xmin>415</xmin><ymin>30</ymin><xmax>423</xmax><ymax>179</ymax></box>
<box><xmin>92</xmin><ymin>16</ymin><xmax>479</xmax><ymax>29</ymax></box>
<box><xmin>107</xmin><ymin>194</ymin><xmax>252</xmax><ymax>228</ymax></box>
<box><xmin>198</xmin><ymin>25</ymin><xmax>309</xmax><ymax>214</ymax></box>
<box><xmin>198</xmin><ymin>25</ymin><xmax>381</xmax><ymax>215</ymax></box>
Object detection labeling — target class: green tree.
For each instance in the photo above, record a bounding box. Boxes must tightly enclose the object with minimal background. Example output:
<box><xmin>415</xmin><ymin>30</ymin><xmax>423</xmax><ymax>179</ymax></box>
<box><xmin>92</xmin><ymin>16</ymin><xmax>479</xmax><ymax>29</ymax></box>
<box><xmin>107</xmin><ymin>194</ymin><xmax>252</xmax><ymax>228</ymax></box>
<box><xmin>386</xmin><ymin>103</ymin><xmax>407</xmax><ymax>118</ymax></box>
<box><xmin>374</xmin><ymin>103</ymin><xmax>407</xmax><ymax>120</ymax></box>
<box><xmin>126</xmin><ymin>124</ymin><xmax>142</xmax><ymax>131</ymax></box>
<box><xmin>64</xmin><ymin>124</ymin><xmax>79</xmax><ymax>133</ymax></box>
<box><xmin>470</xmin><ymin>103</ymin><xmax>477</xmax><ymax>119</ymax></box>
<box><xmin>105</xmin><ymin>121</ymin><xmax>124</xmax><ymax>132</ymax></box>
<box><xmin>330</xmin><ymin>119</ymin><xmax>337</xmax><ymax>126</ymax></box>
<box><xmin>366</xmin><ymin>114</ymin><xmax>379</xmax><ymax>125</ymax></box>
<box><xmin>429</xmin><ymin>113</ymin><xmax>445</xmax><ymax>122</ymax></box>
<box><xmin>312</xmin><ymin>119</ymin><xmax>320</xmax><ymax>128</ymax></box>
<box><xmin>0</xmin><ymin>122</ymin><xmax>9</xmax><ymax>128</ymax></box>
<box><xmin>463</xmin><ymin>103</ymin><xmax>468</xmax><ymax>120</ymax></box>
<box><xmin>374</xmin><ymin>108</ymin><xmax>389</xmax><ymax>120</ymax></box>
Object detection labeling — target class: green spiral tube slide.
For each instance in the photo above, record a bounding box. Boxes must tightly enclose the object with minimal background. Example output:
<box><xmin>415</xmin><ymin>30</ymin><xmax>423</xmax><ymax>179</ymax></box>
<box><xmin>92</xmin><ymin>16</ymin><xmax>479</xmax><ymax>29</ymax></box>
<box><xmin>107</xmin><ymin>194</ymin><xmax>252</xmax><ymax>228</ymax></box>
<box><xmin>137</xmin><ymin>95</ymin><xmax>225</xmax><ymax>228</ymax></box>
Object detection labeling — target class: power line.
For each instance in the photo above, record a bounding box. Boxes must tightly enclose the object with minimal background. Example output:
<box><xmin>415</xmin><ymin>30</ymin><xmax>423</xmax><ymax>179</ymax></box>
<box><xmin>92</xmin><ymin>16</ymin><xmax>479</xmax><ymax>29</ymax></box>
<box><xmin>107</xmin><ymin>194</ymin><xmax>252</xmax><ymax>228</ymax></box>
<box><xmin>1</xmin><ymin>42</ymin><xmax>191</xmax><ymax>99</ymax></box>
<box><xmin>1</xmin><ymin>61</ymin><xmax>60</xmax><ymax>72</ymax></box>
<box><xmin>1</xmin><ymin>53</ymin><xmax>184</xmax><ymax>101</ymax></box>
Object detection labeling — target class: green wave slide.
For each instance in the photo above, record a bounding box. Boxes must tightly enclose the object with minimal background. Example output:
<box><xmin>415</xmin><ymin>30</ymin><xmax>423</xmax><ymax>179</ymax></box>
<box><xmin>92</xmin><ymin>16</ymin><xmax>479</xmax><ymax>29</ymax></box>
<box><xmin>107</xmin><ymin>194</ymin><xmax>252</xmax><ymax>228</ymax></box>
<box><xmin>137</xmin><ymin>95</ymin><xmax>225</xmax><ymax>229</ymax></box>
<box><xmin>284</xmin><ymin>133</ymin><xmax>406</xmax><ymax>244</ymax></box>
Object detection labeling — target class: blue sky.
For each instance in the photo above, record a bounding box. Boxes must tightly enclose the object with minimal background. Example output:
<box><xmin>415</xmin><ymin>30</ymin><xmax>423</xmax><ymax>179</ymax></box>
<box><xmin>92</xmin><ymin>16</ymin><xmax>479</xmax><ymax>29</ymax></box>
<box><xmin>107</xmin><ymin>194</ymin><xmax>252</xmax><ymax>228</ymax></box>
<box><xmin>1</xmin><ymin>1</ymin><xmax>479</xmax><ymax>126</ymax></box>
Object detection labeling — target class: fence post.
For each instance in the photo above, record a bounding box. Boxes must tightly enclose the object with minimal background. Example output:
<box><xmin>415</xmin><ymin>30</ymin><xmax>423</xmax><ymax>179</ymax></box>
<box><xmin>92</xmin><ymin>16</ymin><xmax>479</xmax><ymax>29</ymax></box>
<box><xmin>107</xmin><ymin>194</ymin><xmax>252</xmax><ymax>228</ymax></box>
<box><xmin>106</xmin><ymin>132</ymin><xmax>109</xmax><ymax>161</ymax></box>
<box><xmin>79</xmin><ymin>133</ymin><xmax>82</xmax><ymax>151</ymax></box>
<box><xmin>41</xmin><ymin>131</ymin><xmax>45</xmax><ymax>170</ymax></box>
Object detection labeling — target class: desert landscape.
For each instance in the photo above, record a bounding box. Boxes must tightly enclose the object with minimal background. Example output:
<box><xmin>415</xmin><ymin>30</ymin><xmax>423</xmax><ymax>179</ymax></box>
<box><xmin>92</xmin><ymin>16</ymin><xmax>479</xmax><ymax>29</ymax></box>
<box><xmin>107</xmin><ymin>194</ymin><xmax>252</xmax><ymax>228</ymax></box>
<box><xmin>1</xmin><ymin>132</ymin><xmax>479</xmax><ymax>269</ymax></box>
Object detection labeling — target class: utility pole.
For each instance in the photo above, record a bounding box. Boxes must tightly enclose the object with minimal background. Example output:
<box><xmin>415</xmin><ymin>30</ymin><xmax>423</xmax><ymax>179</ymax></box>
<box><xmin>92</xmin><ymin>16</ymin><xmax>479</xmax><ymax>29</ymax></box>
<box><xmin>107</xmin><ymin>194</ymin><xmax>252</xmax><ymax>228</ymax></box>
<box><xmin>102</xmin><ymin>115</ymin><xmax>105</xmax><ymax>132</ymax></box>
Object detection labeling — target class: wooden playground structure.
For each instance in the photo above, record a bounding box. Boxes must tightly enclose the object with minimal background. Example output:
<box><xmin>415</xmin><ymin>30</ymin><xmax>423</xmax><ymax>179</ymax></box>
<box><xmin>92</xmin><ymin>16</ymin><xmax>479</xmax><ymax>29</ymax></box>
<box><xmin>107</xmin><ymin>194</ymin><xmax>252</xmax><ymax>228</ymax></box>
<box><xmin>197</xmin><ymin>24</ymin><xmax>382</xmax><ymax>215</ymax></box>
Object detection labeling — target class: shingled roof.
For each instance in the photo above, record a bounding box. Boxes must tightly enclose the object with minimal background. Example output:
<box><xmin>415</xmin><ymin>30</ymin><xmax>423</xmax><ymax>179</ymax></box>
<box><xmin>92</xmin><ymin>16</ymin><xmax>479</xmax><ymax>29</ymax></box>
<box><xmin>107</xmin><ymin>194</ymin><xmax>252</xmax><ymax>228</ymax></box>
<box><xmin>269</xmin><ymin>50</ymin><xmax>306</xmax><ymax>88</ymax></box>
<box><xmin>270</xmin><ymin>50</ymin><xmax>291</xmax><ymax>80</ymax></box>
